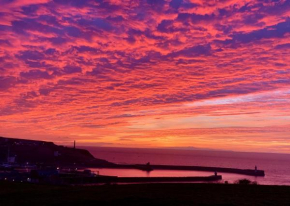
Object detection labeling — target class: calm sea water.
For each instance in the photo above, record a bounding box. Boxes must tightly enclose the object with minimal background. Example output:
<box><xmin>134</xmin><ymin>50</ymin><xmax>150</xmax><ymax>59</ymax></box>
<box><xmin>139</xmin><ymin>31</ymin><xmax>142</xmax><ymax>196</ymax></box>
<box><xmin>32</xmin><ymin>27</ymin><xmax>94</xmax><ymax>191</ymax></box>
<box><xmin>82</xmin><ymin>146</ymin><xmax>290</xmax><ymax>185</ymax></box>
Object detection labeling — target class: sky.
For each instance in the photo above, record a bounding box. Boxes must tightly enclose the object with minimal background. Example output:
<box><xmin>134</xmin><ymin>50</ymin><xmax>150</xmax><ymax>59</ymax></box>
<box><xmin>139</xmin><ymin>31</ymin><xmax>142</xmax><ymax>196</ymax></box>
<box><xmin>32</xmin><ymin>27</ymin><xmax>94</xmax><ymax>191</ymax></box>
<box><xmin>0</xmin><ymin>0</ymin><xmax>290</xmax><ymax>153</ymax></box>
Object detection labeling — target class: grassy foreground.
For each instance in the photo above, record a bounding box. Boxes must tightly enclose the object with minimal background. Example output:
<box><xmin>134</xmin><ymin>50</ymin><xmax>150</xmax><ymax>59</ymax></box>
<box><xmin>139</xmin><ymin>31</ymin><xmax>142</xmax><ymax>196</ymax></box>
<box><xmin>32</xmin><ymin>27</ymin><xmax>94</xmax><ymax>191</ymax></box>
<box><xmin>1</xmin><ymin>182</ymin><xmax>290</xmax><ymax>206</ymax></box>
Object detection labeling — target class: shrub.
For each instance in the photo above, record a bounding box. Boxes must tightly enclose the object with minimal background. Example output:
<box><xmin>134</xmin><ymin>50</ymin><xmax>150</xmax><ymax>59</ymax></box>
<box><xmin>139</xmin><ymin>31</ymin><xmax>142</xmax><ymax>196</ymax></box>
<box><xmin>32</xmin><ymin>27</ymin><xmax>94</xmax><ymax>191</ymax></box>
<box><xmin>235</xmin><ymin>179</ymin><xmax>258</xmax><ymax>185</ymax></box>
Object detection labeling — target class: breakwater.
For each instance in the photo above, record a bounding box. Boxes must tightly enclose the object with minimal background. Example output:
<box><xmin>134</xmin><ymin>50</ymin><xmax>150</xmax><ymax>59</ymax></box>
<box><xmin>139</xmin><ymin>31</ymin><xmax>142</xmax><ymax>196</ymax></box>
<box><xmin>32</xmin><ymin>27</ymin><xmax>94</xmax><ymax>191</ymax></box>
<box><xmin>63</xmin><ymin>175</ymin><xmax>222</xmax><ymax>184</ymax></box>
<box><xmin>107</xmin><ymin>164</ymin><xmax>265</xmax><ymax>177</ymax></box>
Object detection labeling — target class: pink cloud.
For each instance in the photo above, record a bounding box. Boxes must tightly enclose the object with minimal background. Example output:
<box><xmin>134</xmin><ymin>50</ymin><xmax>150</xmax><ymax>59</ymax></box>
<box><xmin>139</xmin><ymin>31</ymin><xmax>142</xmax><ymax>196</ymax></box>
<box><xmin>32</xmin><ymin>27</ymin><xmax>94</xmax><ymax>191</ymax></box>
<box><xmin>0</xmin><ymin>0</ymin><xmax>289</xmax><ymax>152</ymax></box>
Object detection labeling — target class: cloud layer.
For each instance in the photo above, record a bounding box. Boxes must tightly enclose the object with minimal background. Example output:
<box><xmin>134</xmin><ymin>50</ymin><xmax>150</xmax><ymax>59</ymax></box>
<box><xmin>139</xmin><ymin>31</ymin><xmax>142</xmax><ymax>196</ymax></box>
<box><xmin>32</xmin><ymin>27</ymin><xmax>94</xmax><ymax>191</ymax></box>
<box><xmin>0</xmin><ymin>0</ymin><xmax>290</xmax><ymax>153</ymax></box>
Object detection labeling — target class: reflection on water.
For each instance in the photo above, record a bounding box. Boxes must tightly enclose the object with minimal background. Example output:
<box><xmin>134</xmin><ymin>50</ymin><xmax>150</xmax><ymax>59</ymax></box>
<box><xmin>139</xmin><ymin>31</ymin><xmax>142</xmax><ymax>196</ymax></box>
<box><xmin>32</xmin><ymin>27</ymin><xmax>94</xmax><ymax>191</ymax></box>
<box><xmin>90</xmin><ymin>168</ymin><xmax>214</xmax><ymax>177</ymax></box>
<box><xmin>89</xmin><ymin>168</ymin><xmax>263</xmax><ymax>184</ymax></box>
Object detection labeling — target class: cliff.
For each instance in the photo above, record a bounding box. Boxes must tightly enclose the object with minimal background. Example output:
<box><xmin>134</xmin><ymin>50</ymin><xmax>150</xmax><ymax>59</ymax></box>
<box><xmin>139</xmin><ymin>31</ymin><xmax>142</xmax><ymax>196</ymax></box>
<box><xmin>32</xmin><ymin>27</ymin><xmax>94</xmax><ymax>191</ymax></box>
<box><xmin>0</xmin><ymin>137</ymin><xmax>114</xmax><ymax>167</ymax></box>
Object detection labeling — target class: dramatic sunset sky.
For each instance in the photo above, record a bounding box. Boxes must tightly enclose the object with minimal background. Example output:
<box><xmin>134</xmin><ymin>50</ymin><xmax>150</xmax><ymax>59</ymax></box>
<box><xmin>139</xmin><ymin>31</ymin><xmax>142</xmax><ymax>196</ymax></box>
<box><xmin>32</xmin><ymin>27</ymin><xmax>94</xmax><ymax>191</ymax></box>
<box><xmin>0</xmin><ymin>0</ymin><xmax>290</xmax><ymax>153</ymax></box>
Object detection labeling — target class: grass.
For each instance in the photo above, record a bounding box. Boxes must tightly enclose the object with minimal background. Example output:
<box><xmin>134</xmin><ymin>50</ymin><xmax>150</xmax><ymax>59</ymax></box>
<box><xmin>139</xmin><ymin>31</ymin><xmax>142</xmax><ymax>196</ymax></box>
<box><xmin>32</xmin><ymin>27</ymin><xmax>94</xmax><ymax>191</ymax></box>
<box><xmin>1</xmin><ymin>181</ymin><xmax>290</xmax><ymax>205</ymax></box>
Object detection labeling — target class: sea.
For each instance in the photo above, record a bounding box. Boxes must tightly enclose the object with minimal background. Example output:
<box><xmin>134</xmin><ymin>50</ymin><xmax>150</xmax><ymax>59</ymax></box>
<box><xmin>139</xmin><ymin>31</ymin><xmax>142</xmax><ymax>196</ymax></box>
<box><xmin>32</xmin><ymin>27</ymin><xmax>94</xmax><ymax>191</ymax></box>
<box><xmin>81</xmin><ymin>146</ymin><xmax>290</xmax><ymax>185</ymax></box>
